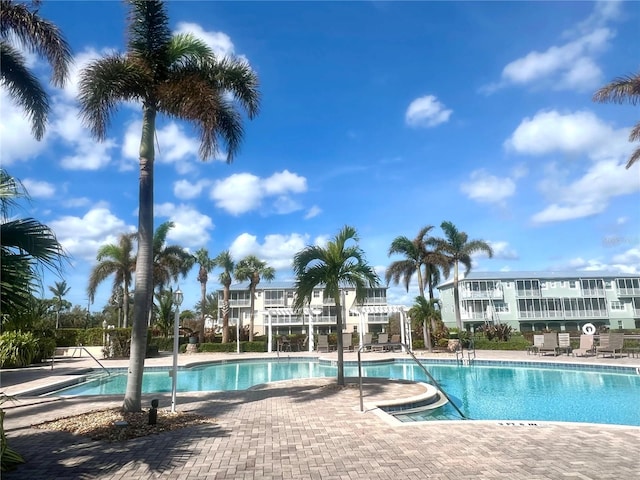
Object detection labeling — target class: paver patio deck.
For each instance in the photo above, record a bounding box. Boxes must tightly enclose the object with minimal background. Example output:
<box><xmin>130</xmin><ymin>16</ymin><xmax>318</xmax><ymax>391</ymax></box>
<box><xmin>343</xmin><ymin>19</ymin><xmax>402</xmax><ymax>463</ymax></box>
<box><xmin>2</xmin><ymin>350</ymin><xmax>639</xmax><ymax>479</ymax></box>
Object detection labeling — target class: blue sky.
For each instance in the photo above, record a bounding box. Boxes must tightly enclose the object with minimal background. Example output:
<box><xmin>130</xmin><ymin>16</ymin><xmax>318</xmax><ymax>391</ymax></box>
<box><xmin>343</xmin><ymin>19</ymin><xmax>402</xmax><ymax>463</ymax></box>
<box><xmin>2</xmin><ymin>1</ymin><xmax>639</xmax><ymax>313</ymax></box>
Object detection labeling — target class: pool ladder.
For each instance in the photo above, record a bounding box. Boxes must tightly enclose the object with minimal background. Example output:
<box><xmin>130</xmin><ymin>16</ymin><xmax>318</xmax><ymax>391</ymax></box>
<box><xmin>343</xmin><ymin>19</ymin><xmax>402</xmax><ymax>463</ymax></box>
<box><xmin>356</xmin><ymin>342</ymin><xmax>467</xmax><ymax>420</ymax></box>
<box><xmin>455</xmin><ymin>341</ymin><xmax>476</xmax><ymax>366</ymax></box>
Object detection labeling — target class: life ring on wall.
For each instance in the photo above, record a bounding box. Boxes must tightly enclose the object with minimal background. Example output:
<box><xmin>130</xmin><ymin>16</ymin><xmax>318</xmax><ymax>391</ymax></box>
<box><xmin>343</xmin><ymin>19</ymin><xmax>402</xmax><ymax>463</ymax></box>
<box><xmin>582</xmin><ymin>323</ymin><xmax>596</xmax><ymax>335</ymax></box>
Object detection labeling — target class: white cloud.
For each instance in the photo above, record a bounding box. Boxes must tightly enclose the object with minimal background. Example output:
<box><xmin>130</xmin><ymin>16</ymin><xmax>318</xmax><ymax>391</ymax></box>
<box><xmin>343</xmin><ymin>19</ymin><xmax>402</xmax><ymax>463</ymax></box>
<box><xmin>483</xmin><ymin>3</ymin><xmax>617</xmax><ymax>93</ymax></box>
<box><xmin>304</xmin><ymin>205</ymin><xmax>322</xmax><ymax>219</ymax></box>
<box><xmin>49</xmin><ymin>205</ymin><xmax>134</xmax><ymax>261</ymax></box>
<box><xmin>22</xmin><ymin>179</ymin><xmax>55</xmax><ymax>198</ymax></box>
<box><xmin>557</xmin><ymin>245</ymin><xmax>640</xmax><ymax>274</ymax></box>
<box><xmin>155</xmin><ymin>202</ymin><xmax>214</xmax><ymax>248</ymax></box>
<box><xmin>405</xmin><ymin>95</ymin><xmax>452</xmax><ymax>128</ymax></box>
<box><xmin>531</xmin><ymin>160</ymin><xmax>640</xmax><ymax>223</ymax></box>
<box><xmin>460</xmin><ymin>170</ymin><xmax>516</xmax><ymax>205</ymax></box>
<box><xmin>210</xmin><ymin>170</ymin><xmax>308</xmax><ymax>216</ymax></box>
<box><xmin>173</xmin><ymin>179</ymin><xmax>212</xmax><ymax>200</ymax></box>
<box><xmin>229</xmin><ymin>232</ymin><xmax>310</xmax><ymax>270</ymax></box>
<box><xmin>0</xmin><ymin>91</ymin><xmax>48</xmax><ymax>164</ymax></box>
<box><xmin>489</xmin><ymin>241</ymin><xmax>519</xmax><ymax>260</ymax></box>
<box><xmin>175</xmin><ymin>22</ymin><xmax>242</xmax><ymax>61</ymax></box>
<box><xmin>62</xmin><ymin>47</ymin><xmax>116</xmax><ymax>102</ymax></box>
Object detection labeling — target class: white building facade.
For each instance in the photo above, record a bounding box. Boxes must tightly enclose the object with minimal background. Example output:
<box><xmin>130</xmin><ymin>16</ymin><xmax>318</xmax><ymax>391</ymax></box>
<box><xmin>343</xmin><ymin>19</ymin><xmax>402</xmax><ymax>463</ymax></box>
<box><xmin>437</xmin><ymin>271</ymin><xmax>640</xmax><ymax>332</ymax></box>
<box><xmin>216</xmin><ymin>281</ymin><xmax>395</xmax><ymax>337</ymax></box>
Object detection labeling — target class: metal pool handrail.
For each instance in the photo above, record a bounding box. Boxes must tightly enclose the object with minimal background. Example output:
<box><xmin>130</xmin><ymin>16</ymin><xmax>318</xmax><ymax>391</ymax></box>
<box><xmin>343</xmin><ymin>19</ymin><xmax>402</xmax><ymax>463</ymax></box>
<box><xmin>51</xmin><ymin>346</ymin><xmax>111</xmax><ymax>376</ymax></box>
<box><xmin>356</xmin><ymin>342</ymin><xmax>467</xmax><ymax>419</ymax></box>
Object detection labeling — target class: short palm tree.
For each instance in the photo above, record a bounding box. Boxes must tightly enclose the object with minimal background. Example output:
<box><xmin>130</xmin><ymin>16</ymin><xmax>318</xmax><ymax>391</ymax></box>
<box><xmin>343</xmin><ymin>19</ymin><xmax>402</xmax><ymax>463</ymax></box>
<box><xmin>87</xmin><ymin>233</ymin><xmax>137</xmax><ymax>328</ymax></box>
<box><xmin>593</xmin><ymin>72</ymin><xmax>640</xmax><ymax>169</ymax></box>
<box><xmin>0</xmin><ymin>0</ymin><xmax>72</xmax><ymax>140</ymax></box>
<box><xmin>213</xmin><ymin>250</ymin><xmax>235</xmax><ymax>343</ymax></box>
<box><xmin>293</xmin><ymin>225</ymin><xmax>380</xmax><ymax>386</ymax></box>
<box><xmin>194</xmin><ymin>248</ymin><xmax>215</xmax><ymax>343</ymax></box>
<box><xmin>152</xmin><ymin>287</ymin><xmax>174</xmax><ymax>338</ymax></box>
<box><xmin>152</xmin><ymin>222</ymin><xmax>193</xmax><ymax>291</ymax></box>
<box><xmin>48</xmin><ymin>279</ymin><xmax>70</xmax><ymax>329</ymax></box>
<box><xmin>77</xmin><ymin>0</ymin><xmax>260</xmax><ymax>412</ymax></box>
<box><xmin>195</xmin><ymin>292</ymin><xmax>218</xmax><ymax>334</ymax></box>
<box><xmin>235</xmin><ymin>255</ymin><xmax>275</xmax><ymax>342</ymax></box>
<box><xmin>431</xmin><ymin>221</ymin><xmax>493</xmax><ymax>330</ymax></box>
<box><xmin>408</xmin><ymin>296</ymin><xmax>441</xmax><ymax>352</ymax></box>
<box><xmin>1</xmin><ymin>169</ymin><xmax>65</xmax><ymax>316</ymax></box>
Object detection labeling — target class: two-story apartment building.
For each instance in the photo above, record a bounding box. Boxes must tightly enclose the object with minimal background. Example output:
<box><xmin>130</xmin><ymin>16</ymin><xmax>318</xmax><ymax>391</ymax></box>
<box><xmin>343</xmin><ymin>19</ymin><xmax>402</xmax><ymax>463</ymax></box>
<box><xmin>216</xmin><ymin>281</ymin><xmax>393</xmax><ymax>338</ymax></box>
<box><xmin>437</xmin><ymin>271</ymin><xmax>640</xmax><ymax>332</ymax></box>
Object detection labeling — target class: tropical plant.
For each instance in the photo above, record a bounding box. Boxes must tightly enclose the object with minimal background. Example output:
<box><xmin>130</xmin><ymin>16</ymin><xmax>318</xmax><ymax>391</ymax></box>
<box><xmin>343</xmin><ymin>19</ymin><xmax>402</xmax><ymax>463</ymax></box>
<box><xmin>213</xmin><ymin>250</ymin><xmax>235</xmax><ymax>343</ymax></box>
<box><xmin>0</xmin><ymin>330</ymin><xmax>38</xmax><ymax>367</ymax></box>
<box><xmin>87</xmin><ymin>232</ymin><xmax>136</xmax><ymax>327</ymax></box>
<box><xmin>235</xmin><ymin>255</ymin><xmax>275</xmax><ymax>342</ymax></box>
<box><xmin>48</xmin><ymin>279</ymin><xmax>70</xmax><ymax>329</ymax></box>
<box><xmin>194</xmin><ymin>248</ymin><xmax>215</xmax><ymax>343</ymax></box>
<box><xmin>77</xmin><ymin>0</ymin><xmax>260</xmax><ymax>412</ymax></box>
<box><xmin>152</xmin><ymin>288</ymin><xmax>174</xmax><ymax>338</ymax></box>
<box><xmin>407</xmin><ymin>296</ymin><xmax>441</xmax><ymax>353</ymax></box>
<box><xmin>593</xmin><ymin>71</ymin><xmax>640</xmax><ymax>169</ymax></box>
<box><xmin>194</xmin><ymin>292</ymin><xmax>218</xmax><ymax>332</ymax></box>
<box><xmin>0</xmin><ymin>0</ymin><xmax>72</xmax><ymax>140</ymax></box>
<box><xmin>292</xmin><ymin>225</ymin><xmax>380</xmax><ymax>386</ymax></box>
<box><xmin>1</xmin><ymin>170</ymin><xmax>65</xmax><ymax>317</ymax></box>
<box><xmin>152</xmin><ymin>221</ymin><xmax>193</xmax><ymax>290</ymax></box>
<box><xmin>431</xmin><ymin>221</ymin><xmax>493</xmax><ymax>330</ymax></box>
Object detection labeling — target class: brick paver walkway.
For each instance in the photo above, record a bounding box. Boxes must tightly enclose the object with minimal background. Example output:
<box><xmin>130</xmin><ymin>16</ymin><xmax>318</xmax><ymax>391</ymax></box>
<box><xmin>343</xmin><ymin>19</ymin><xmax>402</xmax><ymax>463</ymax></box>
<box><xmin>2</xmin><ymin>352</ymin><xmax>639</xmax><ymax>479</ymax></box>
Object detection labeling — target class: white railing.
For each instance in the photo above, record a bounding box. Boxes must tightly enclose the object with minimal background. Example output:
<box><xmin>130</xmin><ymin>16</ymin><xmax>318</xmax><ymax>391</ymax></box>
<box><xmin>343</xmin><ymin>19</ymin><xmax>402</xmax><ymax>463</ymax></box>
<box><xmin>461</xmin><ymin>290</ymin><xmax>504</xmax><ymax>299</ymax></box>
<box><xmin>617</xmin><ymin>287</ymin><xmax>640</xmax><ymax>296</ymax></box>
<box><xmin>516</xmin><ymin>290</ymin><xmax>541</xmax><ymax>297</ymax></box>
<box><xmin>581</xmin><ymin>288</ymin><xmax>605</xmax><ymax>297</ymax></box>
<box><xmin>229</xmin><ymin>299</ymin><xmax>250</xmax><ymax>307</ymax></box>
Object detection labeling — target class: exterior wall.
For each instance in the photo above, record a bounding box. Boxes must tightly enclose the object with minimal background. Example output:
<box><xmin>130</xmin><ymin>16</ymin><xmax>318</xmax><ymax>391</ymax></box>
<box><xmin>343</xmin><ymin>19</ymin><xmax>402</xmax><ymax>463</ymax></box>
<box><xmin>217</xmin><ymin>283</ymin><xmax>391</xmax><ymax>336</ymax></box>
<box><xmin>438</xmin><ymin>272</ymin><xmax>640</xmax><ymax>332</ymax></box>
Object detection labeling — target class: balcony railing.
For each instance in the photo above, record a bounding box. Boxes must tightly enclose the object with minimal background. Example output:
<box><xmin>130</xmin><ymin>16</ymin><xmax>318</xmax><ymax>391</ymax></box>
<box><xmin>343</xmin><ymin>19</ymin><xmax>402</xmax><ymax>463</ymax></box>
<box><xmin>564</xmin><ymin>309</ymin><xmax>608</xmax><ymax>318</ymax></box>
<box><xmin>617</xmin><ymin>287</ymin><xmax>640</xmax><ymax>296</ymax></box>
<box><xmin>461</xmin><ymin>290</ymin><xmax>504</xmax><ymax>300</ymax></box>
<box><xmin>581</xmin><ymin>288</ymin><xmax>605</xmax><ymax>297</ymax></box>
<box><xmin>461</xmin><ymin>312</ymin><xmax>487</xmax><ymax>320</ymax></box>
<box><xmin>363</xmin><ymin>297</ymin><xmax>386</xmax><ymax>304</ymax></box>
<box><xmin>518</xmin><ymin>311</ymin><xmax>564</xmax><ymax>319</ymax></box>
<box><xmin>228</xmin><ymin>299</ymin><xmax>251</xmax><ymax>307</ymax></box>
<box><xmin>516</xmin><ymin>289</ymin><xmax>541</xmax><ymax>297</ymax></box>
<box><xmin>264</xmin><ymin>298</ymin><xmax>285</xmax><ymax>307</ymax></box>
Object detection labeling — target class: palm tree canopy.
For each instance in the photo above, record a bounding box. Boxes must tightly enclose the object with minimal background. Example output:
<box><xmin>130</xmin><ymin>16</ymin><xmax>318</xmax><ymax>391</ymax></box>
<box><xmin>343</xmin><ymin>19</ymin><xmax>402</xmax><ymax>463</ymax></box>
<box><xmin>235</xmin><ymin>255</ymin><xmax>275</xmax><ymax>288</ymax></box>
<box><xmin>194</xmin><ymin>248</ymin><xmax>215</xmax><ymax>283</ymax></box>
<box><xmin>292</xmin><ymin>225</ymin><xmax>380</xmax><ymax>311</ymax></box>
<box><xmin>433</xmin><ymin>221</ymin><xmax>493</xmax><ymax>276</ymax></box>
<box><xmin>408</xmin><ymin>296</ymin><xmax>441</xmax><ymax>327</ymax></box>
<box><xmin>593</xmin><ymin>72</ymin><xmax>640</xmax><ymax>169</ymax></box>
<box><xmin>0</xmin><ymin>0</ymin><xmax>72</xmax><ymax>139</ymax></box>
<box><xmin>87</xmin><ymin>232</ymin><xmax>136</xmax><ymax>302</ymax></box>
<box><xmin>78</xmin><ymin>1</ymin><xmax>260</xmax><ymax>162</ymax></box>
<box><xmin>213</xmin><ymin>250</ymin><xmax>235</xmax><ymax>286</ymax></box>
<box><xmin>152</xmin><ymin>221</ymin><xmax>193</xmax><ymax>288</ymax></box>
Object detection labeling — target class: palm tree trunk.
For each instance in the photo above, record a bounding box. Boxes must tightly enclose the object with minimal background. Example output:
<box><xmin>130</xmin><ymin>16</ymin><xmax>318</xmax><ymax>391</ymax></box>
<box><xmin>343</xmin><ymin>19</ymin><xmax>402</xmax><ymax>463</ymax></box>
<box><xmin>124</xmin><ymin>107</ymin><xmax>156</xmax><ymax>413</ymax></box>
<box><xmin>199</xmin><ymin>278</ymin><xmax>206</xmax><ymax>343</ymax></box>
<box><xmin>453</xmin><ymin>261</ymin><xmax>462</xmax><ymax>330</ymax></box>
<box><xmin>222</xmin><ymin>285</ymin><xmax>230</xmax><ymax>343</ymax></box>
<box><xmin>248</xmin><ymin>285</ymin><xmax>255</xmax><ymax>342</ymax></box>
<box><xmin>335</xmin><ymin>296</ymin><xmax>344</xmax><ymax>386</ymax></box>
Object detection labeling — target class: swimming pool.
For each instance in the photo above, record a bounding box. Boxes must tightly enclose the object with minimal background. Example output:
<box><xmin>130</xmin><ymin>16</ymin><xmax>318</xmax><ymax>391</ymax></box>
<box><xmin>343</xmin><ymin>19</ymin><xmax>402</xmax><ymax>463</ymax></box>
<box><xmin>49</xmin><ymin>359</ymin><xmax>640</xmax><ymax>426</ymax></box>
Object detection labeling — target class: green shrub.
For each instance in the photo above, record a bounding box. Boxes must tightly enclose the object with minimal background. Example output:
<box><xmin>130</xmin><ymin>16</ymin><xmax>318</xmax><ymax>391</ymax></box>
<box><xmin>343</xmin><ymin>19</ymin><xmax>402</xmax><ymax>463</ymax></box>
<box><xmin>198</xmin><ymin>342</ymin><xmax>237</xmax><ymax>353</ymax></box>
<box><xmin>149</xmin><ymin>336</ymin><xmax>176</xmax><ymax>351</ymax></box>
<box><xmin>243</xmin><ymin>341</ymin><xmax>267</xmax><ymax>352</ymax></box>
<box><xmin>35</xmin><ymin>337</ymin><xmax>57</xmax><ymax>362</ymax></box>
<box><xmin>412</xmin><ymin>339</ymin><xmax>424</xmax><ymax>349</ymax></box>
<box><xmin>54</xmin><ymin>329</ymin><xmax>79</xmax><ymax>347</ymax></box>
<box><xmin>473</xmin><ymin>335</ymin><xmax>530</xmax><ymax>350</ymax></box>
<box><xmin>0</xmin><ymin>331</ymin><xmax>38</xmax><ymax>368</ymax></box>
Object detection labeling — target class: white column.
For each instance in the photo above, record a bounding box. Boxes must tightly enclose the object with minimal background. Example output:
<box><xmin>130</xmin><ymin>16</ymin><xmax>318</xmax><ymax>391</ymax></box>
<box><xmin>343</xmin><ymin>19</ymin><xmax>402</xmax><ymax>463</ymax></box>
<box><xmin>267</xmin><ymin>311</ymin><xmax>273</xmax><ymax>352</ymax></box>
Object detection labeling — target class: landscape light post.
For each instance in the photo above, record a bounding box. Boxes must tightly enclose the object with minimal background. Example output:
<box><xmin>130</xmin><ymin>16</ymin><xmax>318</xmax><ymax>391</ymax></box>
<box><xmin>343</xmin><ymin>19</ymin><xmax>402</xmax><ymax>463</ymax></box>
<box><xmin>171</xmin><ymin>287</ymin><xmax>183</xmax><ymax>413</ymax></box>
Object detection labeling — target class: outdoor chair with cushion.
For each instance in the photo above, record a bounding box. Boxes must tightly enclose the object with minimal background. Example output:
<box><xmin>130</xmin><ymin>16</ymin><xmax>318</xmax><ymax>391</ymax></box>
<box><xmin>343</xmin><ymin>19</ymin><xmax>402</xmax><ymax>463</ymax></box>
<box><xmin>372</xmin><ymin>333</ymin><xmax>389</xmax><ymax>352</ymax></box>
<box><xmin>362</xmin><ymin>333</ymin><xmax>373</xmax><ymax>351</ymax></box>
<box><xmin>573</xmin><ymin>334</ymin><xmax>595</xmax><ymax>357</ymax></box>
<box><xmin>538</xmin><ymin>332</ymin><xmax>560</xmax><ymax>356</ymax></box>
<box><xmin>528</xmin><ymin>334</ymin><xmax>544</xmax><ymax>355</ymax></box>
<box><xmin>342</xmin><ymin>332</ymin><xmax>353</xmax><ymax>352</ymax></box>
<box><xmin>317</xmin><ymin>334</ymin><xmax>330</xmax><ymax>353</ymax></box>
<box><xmin>390</xmin><ymin>334</ymin><xmax>402</xmax><ymax>352</ymax></box>
<box><xmin>596</xmin><ymin>332</ymin><xmax>624</xmax><ymax>358</ymax></box>
<box><xmin>558</xmin><ymin>333</ymin><xmax>572</xmax><ymax>355</ymax></box>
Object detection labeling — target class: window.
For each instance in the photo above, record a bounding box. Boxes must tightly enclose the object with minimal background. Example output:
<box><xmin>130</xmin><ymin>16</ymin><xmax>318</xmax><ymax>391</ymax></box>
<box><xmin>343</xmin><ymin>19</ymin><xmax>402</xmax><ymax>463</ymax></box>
<box><xmin>569</xmin><ymin>280</ymin><xmax>576</xmax><ymax>288</ymax></box>
<box><xmin>493</xmin><ymin>301</ymin><xmax>509</xmax><ymax>313</ymax></box>
<box><xmin>313</xmin><ymin>290</ymin><xmax>320</xmax><ymax>298</ymax></box>
<box><xmin>605</xmin><ymin>280</ymin><xmax>612</xmax><ymax>289</ymax></box>
<box><xmin>610</xmin><ymin>301</ymin><xmax>625</xmax><ymax>311</ymax></box>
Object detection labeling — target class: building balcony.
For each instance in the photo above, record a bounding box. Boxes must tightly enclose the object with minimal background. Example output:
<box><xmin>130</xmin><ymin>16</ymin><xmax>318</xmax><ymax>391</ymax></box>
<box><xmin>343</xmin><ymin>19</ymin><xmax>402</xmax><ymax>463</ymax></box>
<box><xmin>617</xmin><ymin>287</ymin><xmax>640</xmax><ymax>296</ymax></box>
<box><xmin>363</xmin><ymin>297</ymin><xmax>387</xmax><ymax>304</ymax></box>
<box><xmin>460</xmin><ymin>290</ymin><xmax>504</xmax><ymax>300</ymax></box>
<box><xmin>461</xmin><ymin>312</ymin><xmax>487</xmax><ymax>320</ymax></box>
<box><xmin>581</xmin><ymin>288</ymin><xmax>605</xmax><ymax>297</ymax></box>
<box><xmin>229</xmin><ymin>299</ymin><xmax>251</xmax><ymax>307</ymax></box>
<box><xmin>516</xmin><ymin>290</ymin><xmax>541</xmax><ymax>298</ymax></box>
<box><xmin>518</xmin><ymin>311</ymin><xmax>564</xmax><ymax>319</ymax></box>
<box><xmin>564</xmin><ymin>309</ymin><xmax>608</xmax><ymax>318</ymax></box>
<box><xmin>264</xmin><ymin>299</ymin><xmax>286</xmax><ymax>307</ymax></box>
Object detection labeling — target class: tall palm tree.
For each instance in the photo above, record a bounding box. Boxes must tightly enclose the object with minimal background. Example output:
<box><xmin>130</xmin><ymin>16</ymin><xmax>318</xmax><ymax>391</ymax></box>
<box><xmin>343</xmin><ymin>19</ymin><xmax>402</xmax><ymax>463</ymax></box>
<box><xmin>1</xmin><ymin>169</ymin><xmax>65</xmax><ymax>316</ymax></box>
<box><xmin>408</xmin><ymin>296</ymin><xmax>441</xmax><ymax>353</ymax></box>
<box><xmin>213</xmin><ymin>250</ymin><xmax>235</xmax><ymax>343</ymax></box>
<box><xmin>48</xmin><ymin>279</ymin><xmax>70</xmax><ymax>329</ymax></box>
<box><xmin>431</xmin><ymin>221</ymin><xmax>493</xmax><ymax>330</ymax></box>
<box><xmin>235</xmin><ymin>255</ymin><xmax>275</xmax><ymax>342</ymax></box>
<box><xmin>87</xmin><ymin>233</ymin><xmax>136</xmax><ymax>328</ymax></box>
<box><xmin>194</xmin><ymin>248</ymin><xmax>215</xmax><ymax>343</ymax></box>
<box><xmin>0</xmin><ymin>0</ymin><xmax>72</xmax><ymax>140</ymax></box>
<box><xmin>593</xmin><ymin>72</ymin><xmax>640</xmax><ymax>169</ymax></box>
<box><xmin>292</xmin><ymin>225</ymin><xmax>380</xmax><ymax>386</ymax></box>
<box><xmin>77</xmin><ymin>0</ymin><xmax>260</xmax><ymax>412</ymax></box>
<box><xmin>152</xmin><ymin>221</ymin><xmax>193</xmax><ymax>291</ymax></box>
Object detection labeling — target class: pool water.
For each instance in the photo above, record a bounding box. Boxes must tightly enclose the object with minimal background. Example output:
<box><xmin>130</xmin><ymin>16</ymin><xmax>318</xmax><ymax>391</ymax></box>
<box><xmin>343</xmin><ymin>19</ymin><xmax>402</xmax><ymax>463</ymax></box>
<box><xmin>50</xmin><ymin>360</ymin><xmax>640</xmax><ymax>426</ymax></box>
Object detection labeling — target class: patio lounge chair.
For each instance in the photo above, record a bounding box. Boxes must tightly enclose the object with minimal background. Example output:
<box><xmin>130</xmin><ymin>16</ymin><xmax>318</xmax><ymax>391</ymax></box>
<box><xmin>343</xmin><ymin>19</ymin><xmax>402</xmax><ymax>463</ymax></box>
<box><xmin>528</xmin><ymin>334</ymin><xmax>544</xmax><ymax>355</ymax></box>
<box><xmin>372</xmin><ymin>333</ymin><xmax>389</xmax><ymax>352</ymax></box>
<box><xmin>390</xmin><ymin>334</ymin><xmax>401</xmax><ymax>352</ymax></box>
<box><xmin>362</xmin><ymin>333</ymin><xmax>373</xmax><ymax>351</ymax></box>
<box><xmin>317</xmin><ymin>334</ymin><xmax>330</xmax><ymax>353</ymax></box>
<box><xmin>596</xmin><ymin>332</ymin><xmax>624</xmax><ymax>358</ymax></box>
<box><xmin>573</xmin><ymin>334</ymin><xmax>595</xmax><ymax>357</ymax></box>
<box><xmin>538</xmin><ymin>332</ymin><xmax>559</xmax><ymax>356</ymax></box>
<box><xmin>342</xmin><ymin>332</ymin><xmax>353</xmax><ymax>352</ymax></box>
<box><xmin>558</xmin><ymin>333</ymin><xmax>571</xmax><ymax>355</ymax></box>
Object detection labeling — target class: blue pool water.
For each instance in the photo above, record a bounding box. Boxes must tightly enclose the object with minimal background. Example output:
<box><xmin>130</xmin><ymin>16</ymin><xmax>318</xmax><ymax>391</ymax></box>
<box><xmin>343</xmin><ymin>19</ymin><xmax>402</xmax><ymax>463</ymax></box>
<box><xmin>50</xmin><ymin>360</ymin><xmax>640</xmax><ymax>426</ymax></box>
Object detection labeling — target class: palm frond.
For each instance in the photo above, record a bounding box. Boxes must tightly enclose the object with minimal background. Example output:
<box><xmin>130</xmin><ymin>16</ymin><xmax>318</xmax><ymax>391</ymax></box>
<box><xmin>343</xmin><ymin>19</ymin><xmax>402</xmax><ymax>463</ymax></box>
<box><xmin>593</xmin><ymin>72</ymin><xmax>640</xmax><ymax>105</ymax></box>
<box><xmin>0</xmin><ymin>41</ymin><xmax>48</xmax><ymax>139</ymax></box>
<box><xmin>1</xmin><ymin>218</ymin><xmax>65</xmax><ymax>271</ymax></box>
<box><xmin>626</xmin><ymin>146</ymin><xmax>640</xmax><ymax>169</ymax></box>
<box><xmin>126</xmin><ymin>0</ymin><xmax>171</xmax><ymax>63</ymax></box>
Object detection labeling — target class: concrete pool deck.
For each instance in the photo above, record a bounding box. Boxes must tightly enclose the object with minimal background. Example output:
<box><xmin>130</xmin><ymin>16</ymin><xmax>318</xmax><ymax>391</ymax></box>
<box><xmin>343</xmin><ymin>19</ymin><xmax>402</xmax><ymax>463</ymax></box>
<box><xmin>2</xmin><ymin>350</ymin><xmax>639</xmax><ymax>479</ymax></box>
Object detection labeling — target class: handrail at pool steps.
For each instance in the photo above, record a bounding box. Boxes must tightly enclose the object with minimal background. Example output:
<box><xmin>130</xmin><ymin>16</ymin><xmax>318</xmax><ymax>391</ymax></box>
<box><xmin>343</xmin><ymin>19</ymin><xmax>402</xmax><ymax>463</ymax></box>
<box><xmin>356</xmin><ymin>342</ymin><xmax>468</xmax><ymax>420</ymax></box>
<box><xmin>50</xmin><ymin>345</ymin><xmax>111</xmax><ymax>376</ymax></box>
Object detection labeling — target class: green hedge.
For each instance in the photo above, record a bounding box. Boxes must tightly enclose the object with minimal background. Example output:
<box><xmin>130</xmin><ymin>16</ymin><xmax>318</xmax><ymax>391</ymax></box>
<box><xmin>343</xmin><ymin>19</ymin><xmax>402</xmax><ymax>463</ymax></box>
<box><xmin>198</xmin><ymin>342</ymin><xmax>238</xmax><ymax>353</ymax></box>
<box><xmin>0</xmin><ymin>331</ymin><xmax>38</xmax><ymax>368</ymax></box>
<box><xmin>55</xmin><ymin>328</ymin><xmax>118</xmax><ymax>347</ymax></box>
<box><xmin>472</xmin><ymin>335</ymin><xmax>531</xmax><ymax>351</ymax></box>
